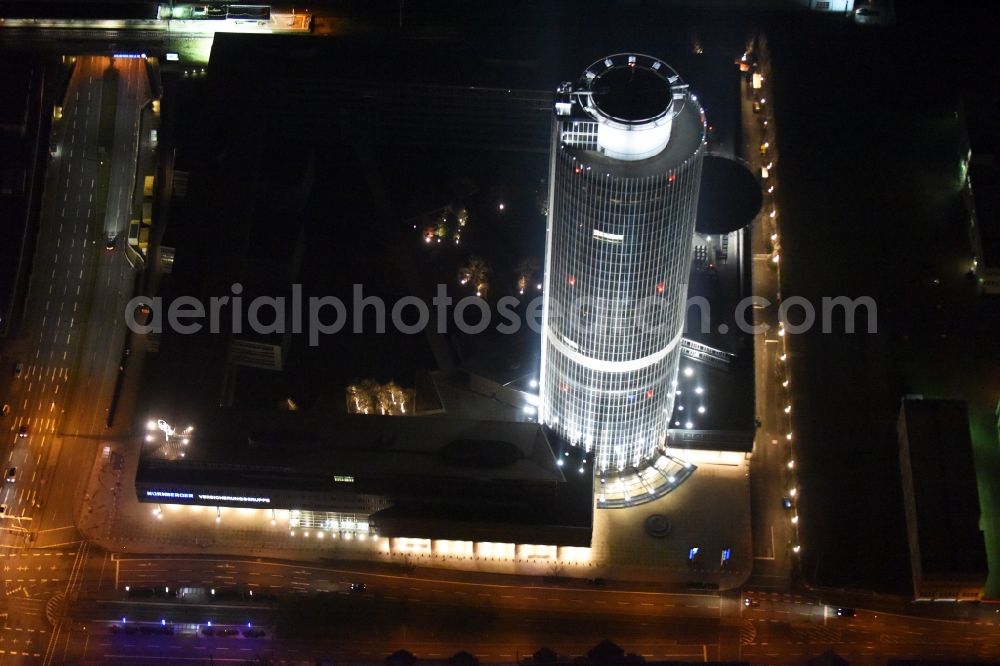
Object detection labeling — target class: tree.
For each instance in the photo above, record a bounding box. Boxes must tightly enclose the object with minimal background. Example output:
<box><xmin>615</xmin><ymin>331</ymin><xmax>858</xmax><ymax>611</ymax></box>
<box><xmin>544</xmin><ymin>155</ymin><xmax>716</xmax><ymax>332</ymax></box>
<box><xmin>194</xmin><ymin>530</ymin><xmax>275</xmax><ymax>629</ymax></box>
<box><xmin>587</xmin><ymin>640</ymin><xmax>624</xmax><ymax>665</ymax></box>
<box><xmin>448</xmin><ymin>651</ymin><xmax>480</xmax><ymax>666</ymax></box>
<box><xmin>532</xmin><ymin>647</ymin><xmax>558</xmax><ymax>664</ymax></box>
<box><xmin>514</xmin><ymin>256</ymin><xmax>540</xmax><ymax>295</ymax></box>
<box><xmin>458</xmin><ymin>256</ymin><xmax>491</xmax><ymax>298</ymax></box>
<box><xmin>386</xmin><ymin>649</ymin><xmax>418</xmax><ymax>666</ymax></box>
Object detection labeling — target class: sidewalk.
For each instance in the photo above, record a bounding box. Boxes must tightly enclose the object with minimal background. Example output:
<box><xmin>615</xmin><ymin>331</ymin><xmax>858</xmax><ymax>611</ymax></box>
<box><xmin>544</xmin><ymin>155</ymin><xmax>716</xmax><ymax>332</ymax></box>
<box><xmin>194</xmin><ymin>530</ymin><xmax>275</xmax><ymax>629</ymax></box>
<box><xmin>77</xmin><ymin>426</ymin><xmax>751</xmax><ymax>589</ymax></box>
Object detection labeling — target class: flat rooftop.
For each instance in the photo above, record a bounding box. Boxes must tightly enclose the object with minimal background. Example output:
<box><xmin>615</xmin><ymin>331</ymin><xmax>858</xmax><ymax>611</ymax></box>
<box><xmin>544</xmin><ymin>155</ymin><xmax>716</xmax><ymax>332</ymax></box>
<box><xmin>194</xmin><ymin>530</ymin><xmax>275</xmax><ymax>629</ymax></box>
<box><xmin>899</xmin><ymin>398</ymin><xmax>987</xmax><ymax>579</ymax></box>
<box><xmin>970</xmin><ymin>161</ymin><xmax>1000</xmax><ymax>266</ymax></box>
<box><xmin>667</xmin><ymin>347</ymin><xmax>755</xmax><ymax>451</ymax></box>
<box><xmin>138</xmin><ymin>410</ymin><xmax>565</xmax><ymax>487</ymax></box>
<box><xmin>136</xmin><ymin>410</ymin><xmax>595</xmax><ymax>545</ymax></box>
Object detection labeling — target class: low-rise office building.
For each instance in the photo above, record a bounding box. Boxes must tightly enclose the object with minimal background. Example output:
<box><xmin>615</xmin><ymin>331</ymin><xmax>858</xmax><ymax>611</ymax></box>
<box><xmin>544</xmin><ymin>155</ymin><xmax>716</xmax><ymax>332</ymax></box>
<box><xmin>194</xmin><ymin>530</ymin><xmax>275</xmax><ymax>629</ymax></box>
<box><xmin>136</xmin><ymin>410</ymin><xmax>594</xmax><ymax>547</ymax></box>
<box><xmin>898</xmin><ymin>397</ymin><xmax>987</xmax><ymax>601</ymax></box>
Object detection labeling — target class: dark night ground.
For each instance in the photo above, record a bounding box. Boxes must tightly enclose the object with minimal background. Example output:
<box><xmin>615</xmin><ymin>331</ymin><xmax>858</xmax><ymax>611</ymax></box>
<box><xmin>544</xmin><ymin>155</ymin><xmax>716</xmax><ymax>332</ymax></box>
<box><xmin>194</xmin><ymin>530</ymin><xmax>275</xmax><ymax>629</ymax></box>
<box><xmin>765</xmin><ymin>6</ymin><xmax>1000</xmax><ymax>595</ymax></box>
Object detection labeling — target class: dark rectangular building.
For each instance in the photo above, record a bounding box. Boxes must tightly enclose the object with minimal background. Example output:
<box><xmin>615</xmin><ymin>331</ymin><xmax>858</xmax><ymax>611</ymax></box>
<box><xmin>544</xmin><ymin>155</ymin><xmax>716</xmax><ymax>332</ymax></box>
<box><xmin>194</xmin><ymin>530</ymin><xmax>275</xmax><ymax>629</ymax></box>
<box><xmin>136</xmin><ymin>411</ymin><xmax>594</xmax><ymax>547</ymax></box>
<box><xmin>898</xmin><ymin>397</ymin><xmax>987</xmax><ymax>601</ymax></box>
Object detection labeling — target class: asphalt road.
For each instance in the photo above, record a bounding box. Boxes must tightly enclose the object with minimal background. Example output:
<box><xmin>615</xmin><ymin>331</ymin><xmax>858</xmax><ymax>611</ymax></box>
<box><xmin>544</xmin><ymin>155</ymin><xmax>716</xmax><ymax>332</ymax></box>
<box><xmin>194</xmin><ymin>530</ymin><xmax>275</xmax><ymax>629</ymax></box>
<box><xmin>742</xmin><ymin>34</ymin><xmax>797</xmax><ymax>591</ymax></box>
<box><xmin>31</xmin><ymin>552</ymin><xmax>1000</xmax><ymax>665</ymax></box>
<box><xmin>0</xmin><ymin>55</ymin><xmax>147</xmax><ymax>666</ymax></box>
<box><xmin>63</xmin><ymin>555</ymin><xmax>727</xmax><ymax>663</ymax></box>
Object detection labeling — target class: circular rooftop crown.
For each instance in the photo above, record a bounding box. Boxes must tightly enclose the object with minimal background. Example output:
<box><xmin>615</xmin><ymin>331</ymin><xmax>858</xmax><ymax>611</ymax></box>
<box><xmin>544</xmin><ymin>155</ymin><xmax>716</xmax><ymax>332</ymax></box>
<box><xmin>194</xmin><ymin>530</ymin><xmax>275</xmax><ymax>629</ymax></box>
<box><xmin>575</xmin><ymin>54</ymin><xmax>690</xmax><ymax>161</ymax></box>
<box><xmin>592</xmin><ymin>64</ymin><xmax>671</xmax><ymax>123</ymax></box>
<box><xmin>581</xmin><ymin>54</ymin><xmax>682</xmax><ymax>126</ymax></box>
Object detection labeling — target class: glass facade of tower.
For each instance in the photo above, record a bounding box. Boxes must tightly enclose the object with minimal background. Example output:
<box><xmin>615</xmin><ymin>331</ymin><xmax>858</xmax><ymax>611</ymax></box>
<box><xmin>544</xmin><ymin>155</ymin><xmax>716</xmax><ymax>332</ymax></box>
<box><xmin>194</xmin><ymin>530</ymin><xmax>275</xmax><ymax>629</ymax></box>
<box><xmin>539</xmin><ymin>54</ymin><xmax>707</xmax><ymax>472</ymax></box>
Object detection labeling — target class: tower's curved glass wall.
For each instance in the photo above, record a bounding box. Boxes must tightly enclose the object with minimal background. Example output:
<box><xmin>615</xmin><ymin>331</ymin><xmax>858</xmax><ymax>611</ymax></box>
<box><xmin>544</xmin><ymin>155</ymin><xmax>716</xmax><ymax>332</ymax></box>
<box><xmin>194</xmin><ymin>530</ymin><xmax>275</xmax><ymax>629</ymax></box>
<box><xmin>539</xmin><ymin>54</ymin><xmax>706</xmax><ymax>472</ymax></box>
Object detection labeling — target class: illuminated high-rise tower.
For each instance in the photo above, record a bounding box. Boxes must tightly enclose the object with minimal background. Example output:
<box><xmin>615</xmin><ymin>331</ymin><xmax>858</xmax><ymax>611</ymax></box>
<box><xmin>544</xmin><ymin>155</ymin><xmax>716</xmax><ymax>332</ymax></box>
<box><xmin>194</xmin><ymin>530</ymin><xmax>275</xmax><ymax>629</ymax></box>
<box><xmin>539</xmin><ymin>53</ymin><xmax>707</xmax><ymax>473</ymax></box>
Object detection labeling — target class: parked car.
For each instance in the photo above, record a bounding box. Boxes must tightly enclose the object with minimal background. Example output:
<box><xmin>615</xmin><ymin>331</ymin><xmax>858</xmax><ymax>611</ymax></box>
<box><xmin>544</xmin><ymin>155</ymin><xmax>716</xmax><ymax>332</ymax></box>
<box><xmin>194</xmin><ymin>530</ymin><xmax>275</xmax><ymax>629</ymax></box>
<box><xmin>349</xmin><ymin>582</ymin><xmax>367</xmax><ymax>594</ymax></box>
<box><xmin>835</xmin><ymin>607</ymin><xmax>856</xmax><ymax>618</ymax></box>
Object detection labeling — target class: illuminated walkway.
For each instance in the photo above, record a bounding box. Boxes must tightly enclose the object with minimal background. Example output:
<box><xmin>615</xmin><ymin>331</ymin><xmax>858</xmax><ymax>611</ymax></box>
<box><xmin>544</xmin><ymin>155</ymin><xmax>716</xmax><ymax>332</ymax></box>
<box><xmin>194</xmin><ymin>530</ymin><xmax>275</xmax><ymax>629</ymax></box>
<box><xmin>596</xmin><ymin>453</ymin><xmax>697</xmax><ymax>508</ymax></box>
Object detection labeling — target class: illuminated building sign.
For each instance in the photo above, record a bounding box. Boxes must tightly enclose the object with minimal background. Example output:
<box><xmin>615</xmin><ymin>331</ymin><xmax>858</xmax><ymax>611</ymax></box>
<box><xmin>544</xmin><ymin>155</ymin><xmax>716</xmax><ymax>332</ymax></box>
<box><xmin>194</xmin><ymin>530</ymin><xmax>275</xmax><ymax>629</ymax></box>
<box><xmin>114</xmin><ymin>53</ymin><xmax>147</xmax><ymax>59</ymax></box>
<box><xmin>144</xmin><ymin>490</ymin><xmax>270</xmax><ymax>504</ymax></box>
<box><xmin>197</xmin><ymin>494</ymin><xmax>270</xmax><ymax>504</ymax></box>
<box><xmin>333</xmin><ymin>475</ymin><xmax>355</xmax><ymax>483</ymax></box>
<box><xmin>146</xmin><ymin>490</ymin><xmax>194</xmax><ymax>499</ymax></box>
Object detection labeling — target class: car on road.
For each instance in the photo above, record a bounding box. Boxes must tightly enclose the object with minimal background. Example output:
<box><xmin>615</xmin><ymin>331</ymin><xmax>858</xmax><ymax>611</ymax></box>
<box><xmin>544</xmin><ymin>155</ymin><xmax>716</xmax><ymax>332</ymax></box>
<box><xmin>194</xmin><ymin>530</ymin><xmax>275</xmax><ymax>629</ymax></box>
<box><xmin>782</xmin><ymin>496</ymin><xmax>793</xmax><ymax>509</ymax></box>
<box><xmin>744</xmin><ymin>597</ymin><xmax>760</xmax><ymax>608</ymax></box>
<box><xmin>835</xmin><ymin>607</ymin><xmax>856</xmax><ymax>617</ymax></box>
<box><xmin>17</xmin><ymin>425</ymin><xmax>28</xmax><ymax>438</ymax></box>
<box><xmin>5</xmin><ymin>468</ymin><xmax>15</xmax><ymax>483</ymax></box>
<box><xmin>349</xmin><ymin>582</ymin><xmax>367</xmax><ymax>594</ymax></box>
<box><xmin>105</xmin><ymin>234</ymin><xmax>118</xmax><ymax>251</ymax></box>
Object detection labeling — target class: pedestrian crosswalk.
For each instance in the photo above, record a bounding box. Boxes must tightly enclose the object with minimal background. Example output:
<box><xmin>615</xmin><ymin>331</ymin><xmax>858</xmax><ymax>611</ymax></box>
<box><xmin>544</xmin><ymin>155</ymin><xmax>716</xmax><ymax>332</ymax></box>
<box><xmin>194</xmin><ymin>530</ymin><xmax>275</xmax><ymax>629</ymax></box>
<box><xmin>791</xmin><ymin>624</ymin><xmax>842</xmax><ymax>644</ymax></box>
<box><xmin>740</xmin><ymin>619</ymin><xmax>757</xmax><ymax>645</ymax></box>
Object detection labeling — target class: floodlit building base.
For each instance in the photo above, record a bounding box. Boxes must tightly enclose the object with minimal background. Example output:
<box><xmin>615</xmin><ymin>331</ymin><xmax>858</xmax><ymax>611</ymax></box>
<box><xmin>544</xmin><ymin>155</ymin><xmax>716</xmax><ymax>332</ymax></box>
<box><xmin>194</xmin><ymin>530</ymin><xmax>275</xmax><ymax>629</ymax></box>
<box><xmin>671</xmin><ymin>447</ymin><xmax>747</xmax><ymax>466</ymax></box>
